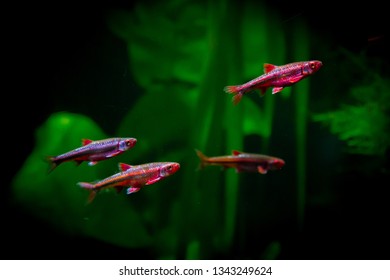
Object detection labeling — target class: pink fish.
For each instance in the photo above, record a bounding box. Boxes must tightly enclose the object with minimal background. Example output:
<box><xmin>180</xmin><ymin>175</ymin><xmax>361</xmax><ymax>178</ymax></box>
<box><xmin>224</xmin><ymin>60</ymin><xmax>323</xmax><ymax>105</ymax></box>
<box><xmin>77</xmin><ymin>162</ymin><xmax>180</xmax><ymax>203</ymax></box>
<box><xmin>46</xmin><ymin>137</ymin><xmax>137</xmax><ymax>172</ymax></box>
<box><xmin>195</xmin><ymin>149</ymin><xmax>285</xmax><ymax>174</ymax></box>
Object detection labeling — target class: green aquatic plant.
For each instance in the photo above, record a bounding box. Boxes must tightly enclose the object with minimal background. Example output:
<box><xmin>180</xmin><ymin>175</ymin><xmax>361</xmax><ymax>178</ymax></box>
<box><xmin>292</xmin><ymin>19</ymin><xmax>310</xmax><ymax>231</ymax></box>
<box><xmin>11</xmin><ymin>112</ymin><xmax>152</xmax><ymax>248</ymax></box>
<box><xmin>312</xmin><ymin>78</ymin><xmax>390</xmax><ymax>156</ymax></box>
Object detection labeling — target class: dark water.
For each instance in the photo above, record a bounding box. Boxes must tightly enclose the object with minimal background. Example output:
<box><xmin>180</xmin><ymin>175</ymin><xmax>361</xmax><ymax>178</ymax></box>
<box><xmin>4</xmin><ymin>0</ymin><xmax>389</xmax><ymax>260</ymax></box>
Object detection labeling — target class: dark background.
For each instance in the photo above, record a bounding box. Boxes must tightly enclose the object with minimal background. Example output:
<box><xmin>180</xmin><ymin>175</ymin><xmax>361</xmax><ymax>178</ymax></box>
<box><xmin>4</xmin><ymin>1</ymin><xmax>389</xmax><ymax>259</ymax></box>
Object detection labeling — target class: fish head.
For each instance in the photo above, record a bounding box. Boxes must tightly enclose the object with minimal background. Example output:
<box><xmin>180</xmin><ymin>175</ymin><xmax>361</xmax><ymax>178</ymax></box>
<box><xmin>118</xmin><ymin>138</ymin><xmax>137</xmax><ymax>151</ymax></box>
<box><xmin>159</xmin><ymin>162</ymin><xmax>180</xmax><ymax>178</ymax></box>
<box><xmin>269</xmin><ymin>158</ymin><xmax>285</xmax><ymax>170</ymax></box>
<box><xmin>302</xmin><ymin>60</ymin><xmax>323</xmax><ymax>75</ymax></box>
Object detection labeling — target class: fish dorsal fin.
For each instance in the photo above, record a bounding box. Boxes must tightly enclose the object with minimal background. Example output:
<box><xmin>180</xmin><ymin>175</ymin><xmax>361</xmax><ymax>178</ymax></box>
<box><xmin>119</xmin><ymin>162</ymin><xmax>133</xmax><ymax>171</ymax></box>
<box><xmin>264</xmin><ymin>63</ymin><xmax>277</xmax><ymax>73</ymax></box>
<box><xmin>82</xmin><ymin>139</ymin><xmax>93</xmax><ymax>146</ymax></box>
<box><xmin>232</xmin><ymin>150</ymin><xmax>243</xmax><ymax>156</ymax></box>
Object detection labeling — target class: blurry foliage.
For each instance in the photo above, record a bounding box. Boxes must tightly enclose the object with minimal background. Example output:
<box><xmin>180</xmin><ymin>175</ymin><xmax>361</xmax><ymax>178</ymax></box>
<box><xmin>312</xmin><ymin>74</ymin><xmax>390</xmax><ymax>156</ymax></box>
<box><xmin>107</xmin><ymin>0</ymin><xmax>208</xmax><ymax>102</ymax></box>
<box><xmin>12</xmin><ymin>112</ymin><xmax>152</xmax><ymax>248</ymax></box>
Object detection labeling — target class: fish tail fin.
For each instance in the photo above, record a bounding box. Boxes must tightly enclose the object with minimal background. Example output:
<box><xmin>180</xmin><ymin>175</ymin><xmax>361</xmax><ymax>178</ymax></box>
<box><xmin>195</xmin><ymin>149</ymin><xmax>208</xmax><ymax>170</ymax></box>
<box><xmin>77</xmin><ymin>182</ymin><xmax>97</xmax><ymax>204</ymax></box>
<box><xmin>44</xmin><ymin>156</ymin><xmax>57</xmax><ymax>173</ymax></box>
<box><xmin>224</xmin><ymin>85</ymin><xmax>243</xmax><ymax>105</ymax></box>
<box><xmin>232</xmin><ymin>92</ymin><xmax>243</xmax><ymax>105</ymax></box>
<box><xmin>224</xmin><ymin>85</ymin><xmax>240</xmax><ymax>94</ymax></box>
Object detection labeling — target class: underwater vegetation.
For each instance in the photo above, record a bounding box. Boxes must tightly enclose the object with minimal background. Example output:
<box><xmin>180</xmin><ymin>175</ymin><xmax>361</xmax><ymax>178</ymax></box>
<box><xmin>9</xmin><ymin>0</ymin><xmax>389</xmax><ymax>260</ymax></box>
<box><xmin>12</xmin><ymin>113</ymin><xmax>154</xmax><ymax>249</ymax></box>
<box><xmin>312</xmin><ymin>59</ymin><xmax>390</xmax><ymax>157</ymax></box>
<box><xmin>313</xmin><ymin>78</ymin><xmax>390</xmax><ymax>156</ymax></box>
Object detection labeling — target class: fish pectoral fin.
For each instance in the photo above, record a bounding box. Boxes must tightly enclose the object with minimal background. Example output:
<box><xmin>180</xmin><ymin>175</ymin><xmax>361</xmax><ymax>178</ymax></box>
<box><xmin>126</xmin><ymin>187</ymin><xmax>141</xmax><ymax>195</ymax></box>
<box><xmin>75</xmin><ymin>160</ymin><xmax>84</xmax><ymax>166</ymax></box>
<box><xmin>88</xmin><ymin>161</ymin><xmax>98</xmax><ymax>166</ymax></box>
<box><xmin>106</xmin><ymin>151</ymin><xmax>120</xmax><ymax>158</ymax></box>
<box><xmin>272</xmin><ymin>87</ymin><xmax>284</xmax><ymax>94</ymax></box>
<box><xmin>146</xmin><ymin>177</ymin><xmax>161</xmax><ymax>185</ymax></box>
<box><xmin>289</xmin><ymin>76</ymin><xmax>303</xmax><ymax>83</ymax></box>
<box><xmin>257</xmin><ymin>166</ymin><xmax>268</xmax><ymax>174</ymax></box>
<box><xmin>259</xmin><ymin>87</ymin><xmax>267</xmax><ymax>96</ymax></box>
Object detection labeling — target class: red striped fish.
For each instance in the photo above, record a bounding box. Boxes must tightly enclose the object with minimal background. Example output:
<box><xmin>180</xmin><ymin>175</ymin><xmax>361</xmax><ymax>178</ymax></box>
<box><xmin>195</xmin><ymin>149</ymin><xmax>285</xmax><ymax>174</ymax></box>
<box><xmin>46</xmin><ymin>137</ymin><xmax>137</xmax><ymax>172</ymax></box>
<box><xmin>224</xmin><ymin>60</ymin><xmax>322</xmax><ymax>105</ymax></box>
<box><xmin>77</xmin><ymin>162</ymin><xmax>180</xmax><ymax>203</ymax></box>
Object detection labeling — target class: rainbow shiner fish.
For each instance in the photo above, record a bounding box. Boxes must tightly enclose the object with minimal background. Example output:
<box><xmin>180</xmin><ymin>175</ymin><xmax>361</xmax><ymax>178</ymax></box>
<box><xmin>195</xmin><ymin>149</ymin><xmax>285</xmax><ymax>174</ymax></box>
<box><xmin>77</xmin><ymin>162</ymin><xmax>180</xmax><ymax>203</ymax></box>
<box><xmin>224</xmin><ymin>60</ymin><xmax>323</xmax><ymax>105</ymax></box>
<box><xmin>46</xmin><ymin>137</ymin><xmax>137</xmax><ymax>172</ymax></box>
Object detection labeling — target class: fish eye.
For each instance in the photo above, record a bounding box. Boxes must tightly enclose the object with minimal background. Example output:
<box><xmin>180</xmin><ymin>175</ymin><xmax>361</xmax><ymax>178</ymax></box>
<box><xmin>167</xmin><ymin>166</ymin><xmax>172</xmax><ymax>171</ymax></box>
<box><xmin>125</xmin><ymin>140</ymin><xmax>131</xmax><ymax>146</ymax></box>
<box><xmin>310</xmin><ymin>62</ymin><xmax>315</xmax><ymax>69</ymax></box>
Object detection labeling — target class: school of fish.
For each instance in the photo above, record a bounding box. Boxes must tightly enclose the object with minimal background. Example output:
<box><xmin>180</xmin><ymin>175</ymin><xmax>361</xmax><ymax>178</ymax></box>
<box><xmin>46</xmin><ymin>59</ymin><xmax>323</xmax><ymax>203</ymax></box>
<box><xmin>47</xmin><ymin>137</ymin><xmax>180</xmax><ymax>203</ymax></box>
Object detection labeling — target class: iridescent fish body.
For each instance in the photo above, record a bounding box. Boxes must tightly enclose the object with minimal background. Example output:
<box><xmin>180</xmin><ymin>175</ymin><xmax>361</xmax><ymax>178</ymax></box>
<box><xmin>46</xmin><ymin>137</ymin><xmax>137</xmax><ymax>172</ymax></box>
<box><xmin>224</xmin><ymin>60</ymin><xmax>323</xmax><ymax>105</ymax></box>
<box><xmin>77</xmin><ymin>162</ymin><xmax>180</xmax><ymax>203</ymax></box>
<box><xmin>195</xmin><ymin>149</ymin><xmax>285</xmax><ymax>174</ymax></box>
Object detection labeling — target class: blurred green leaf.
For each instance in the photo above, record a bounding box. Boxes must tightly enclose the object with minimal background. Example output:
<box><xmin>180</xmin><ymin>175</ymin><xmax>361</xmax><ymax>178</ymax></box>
<box><xmin>312</xmin><ymin>78</ymin><xmax>390</xmax><ymax>156</ymax></box>
<box><xmin>12</xmin><ymin>112</ymin><xmax>151</xmax><ymax>248</ymax></box>
<box><xmin>107</xmin><ymin>1</ymin><xmax>209</xmax><ymax>93</ymax></box>
<box><xmin>242</xmin><ymin>98</ymin><xmax>268</xmax><ymax>137</ymax></box>
<box><xmin>116</xmin><ymin>90</ymin><xmax>192</xmax><ymax>164</ymax></box>
<box><xmin>260</xmin><ymin>241</ymin><xmax>281</xmax><ymax>260</ymax></box>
